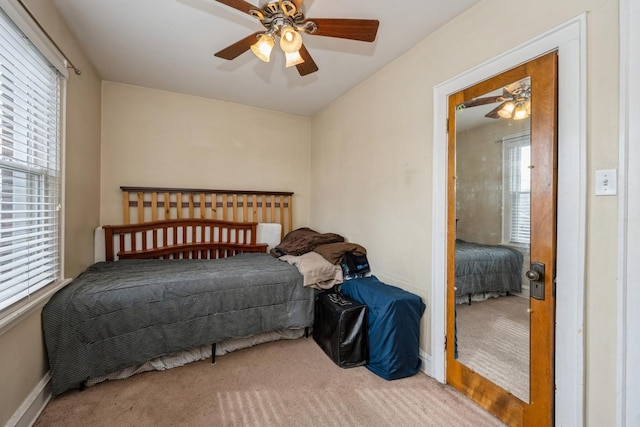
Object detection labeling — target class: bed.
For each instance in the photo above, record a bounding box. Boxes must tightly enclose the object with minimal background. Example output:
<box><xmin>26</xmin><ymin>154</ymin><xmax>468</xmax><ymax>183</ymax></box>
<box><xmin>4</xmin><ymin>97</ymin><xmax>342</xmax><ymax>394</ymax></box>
<box><xmin>43</xmin><ymin>187</ymin><xmax>318</xmax><ymax>396</ymax></box>
<box><xmin>455</xmin><ymin>239</ymin><xmax>524</xmax><ymax>304</ymax></box>
<box><xmin>43</xmin><ymin>219</ymin><xmax>315</xmax><ymax>396</ymax></box>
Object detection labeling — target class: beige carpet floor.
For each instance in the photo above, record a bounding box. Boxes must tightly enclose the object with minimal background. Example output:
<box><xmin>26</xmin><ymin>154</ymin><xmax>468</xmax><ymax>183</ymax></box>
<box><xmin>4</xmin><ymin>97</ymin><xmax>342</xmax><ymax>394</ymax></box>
<box><xmin>35</xmin><ymin>337</ymin><xmax>505</xmax><ymax>427</ymax></box>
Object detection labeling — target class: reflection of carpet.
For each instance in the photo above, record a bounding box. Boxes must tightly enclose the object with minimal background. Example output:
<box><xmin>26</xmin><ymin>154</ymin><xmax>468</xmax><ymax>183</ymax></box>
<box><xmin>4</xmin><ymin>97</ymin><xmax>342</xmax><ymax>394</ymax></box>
<box><xmin>456</xmin><ymin>295</ymin><xmax>530</xmax><ymax>402</ymax></box>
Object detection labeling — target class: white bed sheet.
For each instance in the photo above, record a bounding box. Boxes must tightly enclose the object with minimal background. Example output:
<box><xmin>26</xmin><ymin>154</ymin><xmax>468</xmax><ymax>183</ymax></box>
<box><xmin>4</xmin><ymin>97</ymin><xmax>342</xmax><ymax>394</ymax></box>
<box><xmin>86</xmin><ymin>328</ymin><xmax>306</xmax><ymax>387</ymax></box>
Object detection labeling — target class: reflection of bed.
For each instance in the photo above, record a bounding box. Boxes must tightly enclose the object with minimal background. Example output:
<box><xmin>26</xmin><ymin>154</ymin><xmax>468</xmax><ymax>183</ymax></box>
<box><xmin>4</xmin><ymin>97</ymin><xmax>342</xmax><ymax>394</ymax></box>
<box><xmin>43</xmin><ymin>219</ymin><xmax>315</xmax><ymax>395</ymax></box>
<box><xmin>455</xmin><ymin>239</ymin><xmax>524</xmax><ymax>303</ymax></box>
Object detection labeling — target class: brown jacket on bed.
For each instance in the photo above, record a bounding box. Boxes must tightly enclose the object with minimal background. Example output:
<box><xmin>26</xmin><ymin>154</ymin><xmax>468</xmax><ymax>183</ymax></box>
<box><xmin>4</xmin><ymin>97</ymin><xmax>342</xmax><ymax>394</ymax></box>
<box><xmin>313</xmin><ymin>242</ymin><xmax>367</xmax><ymax>265</ymax></box>
<box><xmin>270</xmin><ymin>228</ymin><xmax>345</xmax><ymax>257</ymax></box>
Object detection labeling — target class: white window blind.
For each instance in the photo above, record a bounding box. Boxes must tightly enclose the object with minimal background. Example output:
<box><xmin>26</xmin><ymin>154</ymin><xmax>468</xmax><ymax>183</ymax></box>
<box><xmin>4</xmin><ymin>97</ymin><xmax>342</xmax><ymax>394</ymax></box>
<box><xmin>502</xmin><ymin>134</ymin><xmax>530</xmax><ymax>245</ymax></box>
<box><xmin>0</xmin><ymin>8</ymin><xmax>62</xmax><ymax>312</ymax></box>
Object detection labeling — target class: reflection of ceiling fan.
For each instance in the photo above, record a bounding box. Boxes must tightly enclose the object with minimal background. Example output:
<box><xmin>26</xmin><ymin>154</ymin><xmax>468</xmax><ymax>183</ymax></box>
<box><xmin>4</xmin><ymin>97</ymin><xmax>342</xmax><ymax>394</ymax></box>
<box><xmin>213</xmin><ymin>0</ymin><xmax>379</xmax><ymax>76</ymax></box>
<box><xmin>459</xmin><ymin>79</ymin><xmax>532</xmax><ymax>120</ymax></box>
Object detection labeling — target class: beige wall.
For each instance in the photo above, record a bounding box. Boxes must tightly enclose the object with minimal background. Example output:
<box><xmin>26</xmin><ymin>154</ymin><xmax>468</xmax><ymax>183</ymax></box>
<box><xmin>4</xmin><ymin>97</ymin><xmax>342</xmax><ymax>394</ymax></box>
<box><xmin>456</xmin><ymin>118</ymin><xmax>529</xmax><ymax>245</ymax></box>
<box><xmin>0</xmin><ymin>0</ymin><xmax>102</xmax><ymax>425</ymax></box>
<box><xmin>1</xmin><ymin>0</ymin><xmax>622</xmax><ymax>425</ymax></box>
<box><xmin>310</xmin><ymin>0</ymin><xmax>619</xmax><ymax>425</ymax></box>
<box><xmin>100</xmin><ymin>82</ymin><xmax>311</xmax><ymax>227</ymax></box>
<box><xmin>0</xmin><ymin>309</ymin><xmax>49</xmax><ymax>425</ymax></box>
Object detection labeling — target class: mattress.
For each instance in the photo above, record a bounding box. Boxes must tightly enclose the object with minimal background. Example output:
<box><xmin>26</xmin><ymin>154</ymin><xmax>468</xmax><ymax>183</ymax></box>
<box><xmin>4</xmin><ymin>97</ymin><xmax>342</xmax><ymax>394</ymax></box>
<box><xmin>455</xmin><ymin>240</ymin><xmax>524</xmax><ymax>297</ymax></box>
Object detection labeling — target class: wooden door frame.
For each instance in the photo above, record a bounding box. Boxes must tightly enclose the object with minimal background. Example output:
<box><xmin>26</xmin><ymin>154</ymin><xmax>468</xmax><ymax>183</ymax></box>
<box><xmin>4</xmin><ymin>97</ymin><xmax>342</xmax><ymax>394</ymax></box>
<box><xmin>430</xmin><ymin>15</ymin><xmax>587</xmax><ymax>427</ymax></box>
<box><xmin>617</xmin><ymin>0</ymin><xmax>640</xmax><ymax>425</ymax></box>
<box><xmin>446</xmin><ymin>54</ymin><xmax>558</xmax><ymax>426</ymax></box>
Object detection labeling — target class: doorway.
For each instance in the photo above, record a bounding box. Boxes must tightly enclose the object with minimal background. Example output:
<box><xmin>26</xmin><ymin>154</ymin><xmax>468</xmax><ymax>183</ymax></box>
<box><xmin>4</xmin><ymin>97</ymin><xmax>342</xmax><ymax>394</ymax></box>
<box><xmin>430</xmin><ymin>15</ymin><xmax>587</xmax><ymax>427</ymax></box>
<box><xmin>446</xmin><ymin>52</ymin><xmax>557</xmax><ymax>426</ymax></box>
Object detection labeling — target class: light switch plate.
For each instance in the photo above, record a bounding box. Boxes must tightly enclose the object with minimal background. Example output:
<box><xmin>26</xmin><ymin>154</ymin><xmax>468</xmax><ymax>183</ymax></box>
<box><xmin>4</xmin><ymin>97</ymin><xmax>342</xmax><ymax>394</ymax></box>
<box><xmin>595</xmin><ymin>169</ymin><xmax>617</xmax><ymax>196</ymax></box>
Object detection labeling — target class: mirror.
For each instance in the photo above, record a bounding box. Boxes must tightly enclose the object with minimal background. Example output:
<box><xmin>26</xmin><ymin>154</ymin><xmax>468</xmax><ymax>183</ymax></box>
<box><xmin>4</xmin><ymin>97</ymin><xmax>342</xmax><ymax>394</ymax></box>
<box><xmin>453</xmin><ymin>77</ymin><xmax>531</xmax><ymax>403</ymax></box>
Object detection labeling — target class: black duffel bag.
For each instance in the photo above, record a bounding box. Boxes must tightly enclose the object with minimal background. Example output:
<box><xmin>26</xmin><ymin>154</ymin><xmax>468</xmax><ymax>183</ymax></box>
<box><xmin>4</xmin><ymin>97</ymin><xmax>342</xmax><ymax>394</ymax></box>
<box><xmin>313</xmin><ymin>291</ymin><xmax>368</xmax><ymax>368</ymax></box>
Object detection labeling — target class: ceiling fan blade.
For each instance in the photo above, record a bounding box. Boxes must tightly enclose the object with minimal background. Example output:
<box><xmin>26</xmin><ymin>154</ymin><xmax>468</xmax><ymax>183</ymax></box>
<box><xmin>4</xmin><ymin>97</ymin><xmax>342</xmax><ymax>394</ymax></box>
<box><xmin>291</xmin><ymin>0</ymin><xmax>304</xmax><ymax>9</ymax></box>
<box><xmin>305</xmin><ymin>18</ymin><xmax>380</xmax><ymax>42</ymax></box>
<box><xmin>462</xmin><ymin>96</ymin><xmax>506</xmax><ymax>109</ymax></box>
<box><xmin>485</xmin><ymin>102</ymin><xmax>507</xmax><ymax>119</ymax></box>
<box><xmin>214</xmin><ymin>32</ymin><xmax>261</xmax><ymax>60</ymax></box>
<box><xmin>296</xmin><ymin>44</ymin><xmax>319</xmax><ymax>76</ymax></box>
<box><xmin>214</xmin><ymin>0</ymin><xmax>257</xmax><ymax>15</ymax></box>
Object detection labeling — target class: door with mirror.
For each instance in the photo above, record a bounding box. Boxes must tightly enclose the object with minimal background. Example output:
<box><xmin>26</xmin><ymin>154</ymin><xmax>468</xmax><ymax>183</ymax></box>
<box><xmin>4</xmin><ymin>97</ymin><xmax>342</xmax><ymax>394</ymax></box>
<box><xmin>446</xmin><ymin>52</ymin><xmax>557</xmax><ymax>426</ymax></box>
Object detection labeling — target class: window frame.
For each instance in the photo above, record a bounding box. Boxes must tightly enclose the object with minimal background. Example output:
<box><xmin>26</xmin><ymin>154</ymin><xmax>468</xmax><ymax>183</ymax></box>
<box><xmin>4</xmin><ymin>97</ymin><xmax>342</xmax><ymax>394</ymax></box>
<box><xmin>501</xmin><ymin>132</ymin><xmax>531</xmax><ymax>247</ymax></box>
<box><xmin>0</xmin><ymin>0</ymin><xmax>69</xmax><ymax>334</ymax></box>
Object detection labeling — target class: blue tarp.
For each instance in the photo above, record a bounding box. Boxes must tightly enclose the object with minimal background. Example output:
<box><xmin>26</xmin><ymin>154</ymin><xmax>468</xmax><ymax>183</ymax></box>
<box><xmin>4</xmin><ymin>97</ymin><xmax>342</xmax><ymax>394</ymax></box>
<box><xmin>340</xmin><ymin>276</ymin><xmax>426</xmax><ymax>380</ymax></box>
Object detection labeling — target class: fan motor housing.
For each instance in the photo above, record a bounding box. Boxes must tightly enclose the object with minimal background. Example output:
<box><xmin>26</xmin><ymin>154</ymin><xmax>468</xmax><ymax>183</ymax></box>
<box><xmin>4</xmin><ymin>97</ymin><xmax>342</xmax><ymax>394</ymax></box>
<box><xmin>251</xmin><ymin>0</ymin><xmax>309</xmax><ymax>34</ymax></box>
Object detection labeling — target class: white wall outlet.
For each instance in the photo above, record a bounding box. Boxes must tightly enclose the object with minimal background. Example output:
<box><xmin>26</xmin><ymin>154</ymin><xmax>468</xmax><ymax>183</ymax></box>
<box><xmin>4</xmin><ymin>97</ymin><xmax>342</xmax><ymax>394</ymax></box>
<box><xmin>595</xmin><ymin>169</ymin><xmax>617</xmax><ymax>196</ymax></box>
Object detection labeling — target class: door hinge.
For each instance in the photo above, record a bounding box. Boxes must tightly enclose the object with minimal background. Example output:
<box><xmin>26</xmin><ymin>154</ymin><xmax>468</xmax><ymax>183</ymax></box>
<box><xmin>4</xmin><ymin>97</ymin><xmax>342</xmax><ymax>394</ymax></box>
<box><xmin>444</xmin><ymin>336</ymin><xmax>447</xmax><ymax>351</ymax></box>
<box><xmin>446</xmin><ymin>118</ymin><xmax>449</xmax><ymax>132</ymax></box>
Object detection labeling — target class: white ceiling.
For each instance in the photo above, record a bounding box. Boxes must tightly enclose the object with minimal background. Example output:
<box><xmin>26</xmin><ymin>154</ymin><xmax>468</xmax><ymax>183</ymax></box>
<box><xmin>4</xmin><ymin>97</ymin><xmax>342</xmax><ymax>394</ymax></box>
<box><xmin>52</xmin><ymin>0</ymin><xmax>480</xmax><ymax>116</ymax></box>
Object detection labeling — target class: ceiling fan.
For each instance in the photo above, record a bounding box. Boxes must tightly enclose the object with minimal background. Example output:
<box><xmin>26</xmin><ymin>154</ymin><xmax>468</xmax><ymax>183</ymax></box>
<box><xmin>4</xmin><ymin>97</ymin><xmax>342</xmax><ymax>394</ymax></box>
<box><xmin>213</xmin><ymin>0</ymin><xmax>380</xmax><ymax>76</ymax></box>
<box><xmin>458</xmin><ymin>78</ymin><xmax>532</xmax><ymax>120</ymax></box>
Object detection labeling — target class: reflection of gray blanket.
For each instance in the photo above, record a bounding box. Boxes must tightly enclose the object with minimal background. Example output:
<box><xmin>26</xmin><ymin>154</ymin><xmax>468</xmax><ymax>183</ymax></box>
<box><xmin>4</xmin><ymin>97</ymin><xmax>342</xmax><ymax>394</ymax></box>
<box><xmin>455</xmin><ymin>240</ymin><xmax>523</xmax><ymax>297</ymax></box>
<box><xmin>43</xmin><ymin>253</ymin><xmax>313</xmax><ymax>395</ymax></box>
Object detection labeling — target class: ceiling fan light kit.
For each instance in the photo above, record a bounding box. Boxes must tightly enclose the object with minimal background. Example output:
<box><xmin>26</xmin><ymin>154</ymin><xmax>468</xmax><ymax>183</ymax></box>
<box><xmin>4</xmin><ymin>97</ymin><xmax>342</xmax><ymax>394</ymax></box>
<box><xmin>214</xmin><ymin>0</ymin><xmax>379</xmax><ymax>76</ymax></box>
<box><xmin>460</xmin><ymin>77</ymin><xmax>532</xmax><ymax>121</ymax></box>
<box><xmin>285</xmin><ymin>50</ymin><xmax>305</xmax><ymax>67</ymax></box>
<box><xmin>499</xmin><ymin>95</ymin><xmax>531</xmax><ymax>121</ymax></box>
<box><xmin>512</xmin><ymin>100</ymin><xmax>530</xmax><ymax>120</ymax></box>
<box><xmin>497</xmin><ymin>101</ymin><xmax>515</xmax><ymax>119</ymax></box>
<box><xmin>250</xmin><ymin>33</ymin><xmax>275</xmax><ymax>62</ymax></box>
<box><xmin>280</xmin><ymin>25</ymin><xmax>303</xmax><ymax>53</ymax></box>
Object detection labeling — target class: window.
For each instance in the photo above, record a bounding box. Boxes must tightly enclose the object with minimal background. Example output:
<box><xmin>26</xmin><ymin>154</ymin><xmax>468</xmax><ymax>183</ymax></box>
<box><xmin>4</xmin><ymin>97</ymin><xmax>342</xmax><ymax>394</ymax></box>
<box><xmin>502</xmin><ymin>133</ymin><xmax>530</xmax><ymax>245</ymax></box>
<box><xmin>0</xmin><ymin>7</ymin><xmax>63</xmax><ymax>313</ymax></box>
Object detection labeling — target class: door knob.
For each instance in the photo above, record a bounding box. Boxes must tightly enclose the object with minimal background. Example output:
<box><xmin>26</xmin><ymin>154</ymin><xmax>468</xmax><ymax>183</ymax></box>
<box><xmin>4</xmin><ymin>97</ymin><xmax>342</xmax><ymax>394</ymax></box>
<box><xmin>525</xmin><ymin>270</ymin><xmax>541</xmax><ymax>281</ymax></box>
<box><xmin>527</xmin><ymin>262</ymin><xmax>546</xmax><ymax>300</ymax></box>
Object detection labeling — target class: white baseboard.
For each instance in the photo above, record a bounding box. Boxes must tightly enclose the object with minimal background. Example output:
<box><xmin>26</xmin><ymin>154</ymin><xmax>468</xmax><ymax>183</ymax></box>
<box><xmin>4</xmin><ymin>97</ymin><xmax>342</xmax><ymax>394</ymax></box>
<box><xmin>419</xmin><ymin>350</ymin><xmax>434</xmax><ymax>378</ymax></box>
<box><xmin>7</xmin><ymin>373</ymin><xmax>52</xmax><ymax>427</ymax></box>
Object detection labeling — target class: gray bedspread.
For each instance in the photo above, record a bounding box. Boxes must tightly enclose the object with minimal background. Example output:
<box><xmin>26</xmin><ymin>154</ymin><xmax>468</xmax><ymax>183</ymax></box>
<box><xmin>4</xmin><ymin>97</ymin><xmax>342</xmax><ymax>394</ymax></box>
<box><xmin>43</xmin><ymin>253</ymin><xmax>313</xmax><ymax>395</ymax></box>
<box><xmin>455</xmin><ymin>240</ymin><xmax>523</xmax><ymax>297</ymax></box>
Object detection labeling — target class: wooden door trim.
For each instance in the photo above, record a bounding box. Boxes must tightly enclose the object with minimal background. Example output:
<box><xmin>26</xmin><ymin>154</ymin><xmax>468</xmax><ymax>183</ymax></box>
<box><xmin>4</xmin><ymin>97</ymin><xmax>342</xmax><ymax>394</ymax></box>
<box><xmin>525</xmin><ymin>51</ymin><xmax>557</xmax><ymax>425</ymax></box>
<box><xmin>445</xmin><ymin>53</ymin><xmax>557</xmax><ymax>426</ymax></box>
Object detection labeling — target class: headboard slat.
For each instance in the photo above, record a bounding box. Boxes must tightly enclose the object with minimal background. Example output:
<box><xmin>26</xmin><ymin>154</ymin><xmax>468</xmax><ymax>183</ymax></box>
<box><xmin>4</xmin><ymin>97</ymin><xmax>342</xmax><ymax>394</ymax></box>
<box><xmin>270</xmin><ymin>195</ymin><xmax>276</xmax><ymax>223</ymax></box>
<box><xmin>151</xmin><ymin>192</ymin><xmax>158</xmax><ymax>221</ymax></box>
<box><xmin>137</xmin><ymin>192</ymin><xmax>144</xmax><ymax>224</ymax></box>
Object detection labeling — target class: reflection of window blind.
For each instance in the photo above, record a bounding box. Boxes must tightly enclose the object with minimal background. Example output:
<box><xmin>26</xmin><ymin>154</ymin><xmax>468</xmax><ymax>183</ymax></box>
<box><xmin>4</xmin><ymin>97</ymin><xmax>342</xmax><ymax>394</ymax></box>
<box><xmin>0</xmin><ymin>9</ymin><xmax>62</xmax><ymax>312</ymax></box>
<box><xmin>503</xmin><ymin>134</ymin><xmax>530</xmax><ymax>245</ymax></box>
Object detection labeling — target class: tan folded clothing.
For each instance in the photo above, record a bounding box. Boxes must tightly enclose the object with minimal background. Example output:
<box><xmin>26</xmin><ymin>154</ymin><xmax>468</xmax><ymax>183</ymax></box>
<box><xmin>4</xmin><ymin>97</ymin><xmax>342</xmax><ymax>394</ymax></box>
<box><xmin>280</xmin><ymin>252</ymin><xmax>343</xmax><ymax>290</ymax></box>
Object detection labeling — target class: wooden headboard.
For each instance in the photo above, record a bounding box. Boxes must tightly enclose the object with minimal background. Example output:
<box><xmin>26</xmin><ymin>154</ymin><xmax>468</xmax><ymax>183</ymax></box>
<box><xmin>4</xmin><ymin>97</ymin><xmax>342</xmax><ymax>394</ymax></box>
<box><xmin>120</xmin><ymin>186</ymin><xmax>294</xmax><ymax>239</ymax></box>
<box><xmin>102</xmin><ymin>219</ymin><xmax>268</xmax><ymax>262</ymax></box>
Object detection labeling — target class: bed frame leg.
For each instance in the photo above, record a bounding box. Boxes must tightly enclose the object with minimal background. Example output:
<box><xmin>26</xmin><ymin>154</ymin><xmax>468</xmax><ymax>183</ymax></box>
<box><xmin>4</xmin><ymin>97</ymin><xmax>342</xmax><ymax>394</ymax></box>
<box><xmin>468</xmin><ymin>294</ymin><xmax>472</xmax><ymax>305</ymax></box>
<box><xmin>304</xmin><ymin>327</ymin><xmax>309</xmax><ymax>338</ymax></box>
<box><xmin>212</xmin><ymin>343</ymin><xmax>216</xmax><ymax>364</ymax></box>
